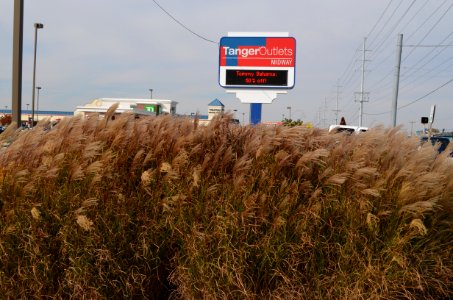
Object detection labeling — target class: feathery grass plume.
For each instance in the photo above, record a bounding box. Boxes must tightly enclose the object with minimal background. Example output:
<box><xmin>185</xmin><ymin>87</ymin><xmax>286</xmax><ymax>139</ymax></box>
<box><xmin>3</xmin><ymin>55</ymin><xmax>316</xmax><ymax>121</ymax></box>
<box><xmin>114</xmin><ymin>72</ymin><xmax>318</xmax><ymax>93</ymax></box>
<box><xmin>14</xmin><ymin>169</ymin><xmax>30</xmax><ymax>185</ymax></box>
<box><xmin>366</xmin><ymin>212</ymin><xmax>379</xmax><ymax>229</ymax></box>
<box><xmin>0</xmin><ymin>115</ymin><xmax>452</xmax><ymax>298</ymax></box>
<box><xmin>352</xmin><ymin>166</ymin><xmax>379</xmax><ymax>181</ymax></box>
<box><xmin>85</xmin><ymin>160</ymin><xmax>104</xmax><ymax>187</ymax></box>
<box><xmin>160</xmin><ymin>162</ymin><xmax>172</xmax><ymax>173</ymax></box>
<box><xmin>361</xmin><ymin>188</ymin><xmax>381</xmax><ymax>197</ymax></box>
<box><xmin>232</xmin><ymin>156</ymin><xmax>253</xmax><ymax>193</ymax></box>
<box><xmin>99</xmin><ymin>103</ymin><xmax>119</xmax><ymax>129</ymax></box>
<box><xmin>76</xmin><ymin>215</ymin><xmax>94</xmax><ymax>231</ymax></box>
<box><xmin>85</xmin><ymin>160</ymin><xmax>103</xmax><ymax>175</ymax></box>
<box><xmin>75</xmin><ymin>198</ymin><xmax>98</xmax><ymax>215</ymax></box>
<box><xmin>400</xmin><ymin>199</ymin><xmax>440</xmax><ymax>216</ymax></box>
<box><xmin>30</xmin><ymin>207</ymin><xmax>41</xmax><ymax>220</ymax></box>
<box><xmin>0</xmin><ymin>121</ymin><xmax>19</xmax><ymax>143</ymax></box>
<box><xmin>325</xmin><ymin>172</ymin><xmax>349</xmax><ymax>186</ymax></box>
<box><xmin>68</xmin><ymin>162</ymin><xmax>85</xmax><ymax>182</ymax></box>
<box><xmin>409</xmin><ymin>218</ymin><xmax>428</xmax><ymax>236</ymax></box>
<box><xmin>140</xmin><ymin>169</ymin><xmax>154</xmax><ymax>187</ymax></box>
<box><xmin>296</xmin><ymin>148</ymin><xmax>330</xmax><ymax>179</ymax></box>
<box><xmin>160</xmin><ymin>161</ymin><xmax>179</xmax><ymax>182</ymax></box>
<box><xmin>52</xmin><ymin>116</ymin><xmax>85</xmax><ymax>152</ymax></box>
<box><xmin>130</xmin><ymin>148</ymin><xmax>146</xmax><ymax>172</ymax></box>
<box><xmin>162</xmin><ymin>194</ymin><xmax>187</xmax><ymax>213</ymax></box>
<box><xmin>82</xmin><ymin>141</ymin><xmax>104</xmax><ymax>161</ymax></box>
<box><xmin>192</xmin><ymin>165</ymin><xmax>201</xmax><ymax>188</ymax></box>
<box><xmin>172</xmin><ymin>149</ymin><xmax>189</xmax><ymax>173</ymax></box>
<box><xmin>142</xmin><ymin>147</ymin><xmax>157</xmax><ymax>168</ymax></box>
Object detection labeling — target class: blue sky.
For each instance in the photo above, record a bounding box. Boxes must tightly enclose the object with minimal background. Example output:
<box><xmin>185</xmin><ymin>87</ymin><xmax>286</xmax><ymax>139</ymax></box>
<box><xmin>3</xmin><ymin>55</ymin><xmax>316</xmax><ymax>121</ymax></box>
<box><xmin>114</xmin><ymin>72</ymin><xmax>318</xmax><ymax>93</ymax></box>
<box><xmin>1</xmin><ymin>0</ymin><xmax>452</xmax><ymax>132</ymax></box>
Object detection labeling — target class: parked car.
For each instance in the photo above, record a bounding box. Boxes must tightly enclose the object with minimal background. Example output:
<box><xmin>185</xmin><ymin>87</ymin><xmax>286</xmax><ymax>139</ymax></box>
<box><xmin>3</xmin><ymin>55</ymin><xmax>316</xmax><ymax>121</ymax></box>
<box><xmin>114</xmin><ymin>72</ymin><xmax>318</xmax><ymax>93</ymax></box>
<box><xmin>328</xmin><ymin>125</ymin><xmax>368</xmax><ymax>134</ymax></box>
<box><xmin>420</xmin><ymin>136</ymin><xmax>452</xmax><ymax>156</ymax></box>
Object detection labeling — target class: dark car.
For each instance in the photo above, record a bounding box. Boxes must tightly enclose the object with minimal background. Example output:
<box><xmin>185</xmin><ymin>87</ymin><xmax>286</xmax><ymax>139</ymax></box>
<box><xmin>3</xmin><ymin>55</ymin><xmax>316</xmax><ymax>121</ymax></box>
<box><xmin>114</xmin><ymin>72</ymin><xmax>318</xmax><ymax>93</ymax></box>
<box><xmin>420</xmin><ymin>136</ymin><xmax>452</xmax><ymax>155</ymax></box>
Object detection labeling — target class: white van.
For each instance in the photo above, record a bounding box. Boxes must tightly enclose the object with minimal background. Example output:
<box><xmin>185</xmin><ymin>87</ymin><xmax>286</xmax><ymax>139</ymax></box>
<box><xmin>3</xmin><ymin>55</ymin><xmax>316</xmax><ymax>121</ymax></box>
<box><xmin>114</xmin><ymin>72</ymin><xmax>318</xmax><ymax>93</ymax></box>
<box><xmin>328</xmin><ymin>125</ymin><xmax>368</xmax><ymax>134</ymax></box>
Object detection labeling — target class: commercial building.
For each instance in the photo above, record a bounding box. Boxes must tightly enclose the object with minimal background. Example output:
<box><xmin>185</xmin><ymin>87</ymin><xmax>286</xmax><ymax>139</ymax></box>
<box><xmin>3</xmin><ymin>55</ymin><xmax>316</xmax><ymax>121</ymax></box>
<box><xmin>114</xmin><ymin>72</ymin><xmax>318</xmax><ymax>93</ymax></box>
<box><xmin>0</xmin><ymin>98</ymin><xmax>237</xmax><ymax>127</ymax></box>
<box><xmin>194</xmin><ymin>99</ymin><xmax>225</xmax><ymax>125</ymax></box>
<box><xmin>0</xmin><ymin>108</ymin><xmax>73</xmax><ymax>125</ymax></box>
<box><xmin>74</xmin><ymin>98</ymin><xmax>178</xmax><ymax>118</ymax></box>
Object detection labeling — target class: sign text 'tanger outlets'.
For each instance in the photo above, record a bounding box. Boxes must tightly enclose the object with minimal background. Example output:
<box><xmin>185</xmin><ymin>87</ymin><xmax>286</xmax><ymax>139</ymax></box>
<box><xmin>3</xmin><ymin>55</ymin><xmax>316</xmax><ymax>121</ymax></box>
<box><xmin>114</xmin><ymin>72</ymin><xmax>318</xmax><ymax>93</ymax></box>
<box><xmin>219</xmin><ymin>37</ymin><xmax>296</xmax><ymax>89</ymax></box>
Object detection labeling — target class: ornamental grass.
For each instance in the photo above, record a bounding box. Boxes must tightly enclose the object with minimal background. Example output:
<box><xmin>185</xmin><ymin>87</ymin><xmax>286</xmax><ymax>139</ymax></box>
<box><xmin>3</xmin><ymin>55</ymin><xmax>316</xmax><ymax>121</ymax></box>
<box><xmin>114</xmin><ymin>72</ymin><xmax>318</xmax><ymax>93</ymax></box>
<box><xmin>0</xmin><ymin>107</ymin><xmax>452</xmax><ymax>299</ymax></box>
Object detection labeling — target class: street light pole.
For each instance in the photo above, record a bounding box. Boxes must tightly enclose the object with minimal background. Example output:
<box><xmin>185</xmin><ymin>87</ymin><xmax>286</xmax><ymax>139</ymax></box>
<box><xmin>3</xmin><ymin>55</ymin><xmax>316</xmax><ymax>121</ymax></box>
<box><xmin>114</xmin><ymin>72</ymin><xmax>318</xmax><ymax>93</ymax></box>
<box><xmin>31</xmin><ymin>22</ymin><xmax>43</xmax><ymax>128</ymax></box>
<box><xmin>36</xmin><ymin>86</ymin><xmax>41</xmax><ymax>121</ymax></box>
<box><xmin>149</xmin><ymin>89</ymin><xmax>153</xmax><ymax>99</ymax></box>
<box><xmin>287</xmin><ymin>106</ymin><xmax>292</xmax><ymax>120</ymax></box>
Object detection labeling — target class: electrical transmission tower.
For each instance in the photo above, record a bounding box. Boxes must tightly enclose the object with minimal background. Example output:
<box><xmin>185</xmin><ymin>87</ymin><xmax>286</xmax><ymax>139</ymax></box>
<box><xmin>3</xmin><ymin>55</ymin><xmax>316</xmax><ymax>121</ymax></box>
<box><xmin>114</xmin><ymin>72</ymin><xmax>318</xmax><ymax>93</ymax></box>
<box><xmin>355</xmin><ymin>37</ymin><xmax>371</xmax><ymax>127</ymax></box>
<box><xmin>333</xmin><ymin>80</ymin><xmax>342</xmax><ymax>125</ymax></box>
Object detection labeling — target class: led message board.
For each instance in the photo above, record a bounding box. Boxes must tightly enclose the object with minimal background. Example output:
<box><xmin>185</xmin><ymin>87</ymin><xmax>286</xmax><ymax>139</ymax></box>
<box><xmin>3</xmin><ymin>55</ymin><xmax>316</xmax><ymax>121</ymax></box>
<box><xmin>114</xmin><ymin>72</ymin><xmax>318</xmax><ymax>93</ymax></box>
<box><xmin>219</xmin><ymin>36</ymin><xmax>296</xmax><ymax>89</ymax></box>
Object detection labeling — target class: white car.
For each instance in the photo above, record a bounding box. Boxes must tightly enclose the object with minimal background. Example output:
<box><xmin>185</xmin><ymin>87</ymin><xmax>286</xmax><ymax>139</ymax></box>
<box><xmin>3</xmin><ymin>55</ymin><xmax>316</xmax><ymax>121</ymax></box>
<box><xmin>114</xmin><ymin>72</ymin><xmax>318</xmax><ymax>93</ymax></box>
<box><xmin>328</xmin><ymin>125</ymin><xmax>368</xmax><ymax>134</ymax></box>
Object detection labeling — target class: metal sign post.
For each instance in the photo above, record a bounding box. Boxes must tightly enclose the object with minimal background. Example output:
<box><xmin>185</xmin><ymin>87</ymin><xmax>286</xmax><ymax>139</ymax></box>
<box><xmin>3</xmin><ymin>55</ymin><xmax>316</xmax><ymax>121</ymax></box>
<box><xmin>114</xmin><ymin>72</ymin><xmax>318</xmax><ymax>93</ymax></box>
<box><xmin>428</xmin><ymin>104</ymin><xmax>436</xmax><ymax>139</ymax></box>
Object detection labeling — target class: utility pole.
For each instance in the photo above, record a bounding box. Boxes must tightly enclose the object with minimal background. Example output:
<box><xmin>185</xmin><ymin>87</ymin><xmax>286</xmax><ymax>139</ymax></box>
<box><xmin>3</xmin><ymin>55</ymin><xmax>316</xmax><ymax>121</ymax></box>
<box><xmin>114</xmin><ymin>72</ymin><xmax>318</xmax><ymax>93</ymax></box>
<box><xmin>12</xmin><ymin>0</ymin><xmax>24</xmax><ymax>128</ymax></box>
<box><xmin>357</xmin><ymin>37</ymin><xmax>370</xmax><ymax>128</ymax></box>
<box><xmin>391</xmin><ymin>34</ymin><xmax>403</xmax><ymax>127</ymax></box>
<box><xmin>409</xmin><ymin>121</ymin><xmax>415</xmax><ymax>137</ymax></box>
<box><xmin>316</xmin><ymin>108</ymin><xmax>322</xmax><ymax>127</ymax></box>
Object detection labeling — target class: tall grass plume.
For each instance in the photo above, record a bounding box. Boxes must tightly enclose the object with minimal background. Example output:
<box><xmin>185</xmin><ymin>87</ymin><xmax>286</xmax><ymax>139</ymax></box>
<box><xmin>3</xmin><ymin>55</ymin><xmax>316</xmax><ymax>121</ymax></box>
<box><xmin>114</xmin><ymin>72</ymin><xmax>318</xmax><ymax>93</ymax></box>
<box><xmin>0</xmin><ymin>113</ymin><xmax>451</xmax><ymax>299</ymax></box>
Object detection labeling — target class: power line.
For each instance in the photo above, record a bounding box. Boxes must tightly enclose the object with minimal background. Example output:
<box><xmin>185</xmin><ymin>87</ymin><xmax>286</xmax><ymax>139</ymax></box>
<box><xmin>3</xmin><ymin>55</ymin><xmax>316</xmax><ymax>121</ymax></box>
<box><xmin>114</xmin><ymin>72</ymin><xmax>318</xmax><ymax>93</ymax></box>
<box><xmin>369</xmin><ymin>46</ymin><xmax>453</xmax><ymax>108</ymax></box>
<box><xmin>404</xmin><ymin>44</ymin><xmax>453</xmax><ymax>47</ymax></box>
<box><xmin>333</xmin><ymin>1</ymin><xmax>453</xmax><ymax>125</ymax></box>
<box><xmin>405</xmin><ymin>0</ymin><xmax>448</xmax><ymax>42</ymax></box>
<box><xmin>151</xmin><ymin>0</ymin><xmax>218</xmax><ymax>45</ymax></box>
<box><xmin>364</xmin><ymin>0</ymin><xmax>418</xmax><ymax>95</ymax></box>
<box><xmin>334</xmin><ymin>1</ymin><xmax>404</xmax><ymax>122</ymax></box>
<box><xmin>367</xmin><ymin>2</ymin><xmax>453</xmax><ymax>95</ymax></box>
<box><xmin>402</xmin><ymin>2</ymin><xmax>453</xmax><ymax>62</ymax></box>
<box><xmin>400</xmin><ymin>32</ymin><xmax>453</xmax><ymax>85</ymax></box>
<box><xmin>398</xmin><ymin>0</ymin><xmax>430</xmax><ymax>35</ymax></box>
<box><xmin>398</xmin><ymin>77</ymin><xmax>453</xmax><ymax>109</ymax></box>
<box><xmin>367</xmin><ymin>0</ymin><xmax>395</xmax><ymax>38</ymax></box>
<box><xmin>338</xmin><ymin>46</ymin><xmax>361</xmax><ymax>86</ymax></box>
<box><xmin>367</xmin><ymin>0</ymin><xmax>404</xmax><ymax>49</ymax></box>
<box><xmin>369</xmin><ymin>0</ymin><xmax>417</xmax><ymax>57</ymax></box>
<box><xmin>365</xmin><ymin>76</ymin><xmax>453</xmax><ymax>115</ymax></box>
<box><xmin>333</xmin><ymin>1</ymin><xmax>395</xmax><ymax>104</ymax></box>
<box><xmin>400</xmin><ymin>52</ymin><xmax>453</xmax><ymax>91</ymax></box>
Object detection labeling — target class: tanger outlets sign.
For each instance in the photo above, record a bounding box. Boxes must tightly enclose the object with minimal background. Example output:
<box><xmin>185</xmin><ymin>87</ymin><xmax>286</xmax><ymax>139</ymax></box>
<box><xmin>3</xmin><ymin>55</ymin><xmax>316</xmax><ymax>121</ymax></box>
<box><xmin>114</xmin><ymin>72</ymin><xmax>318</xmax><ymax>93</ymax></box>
<box><xmin>219</xmin><ymin>36</ymin><xmax>296</xmax><ymax>89</ymax></box>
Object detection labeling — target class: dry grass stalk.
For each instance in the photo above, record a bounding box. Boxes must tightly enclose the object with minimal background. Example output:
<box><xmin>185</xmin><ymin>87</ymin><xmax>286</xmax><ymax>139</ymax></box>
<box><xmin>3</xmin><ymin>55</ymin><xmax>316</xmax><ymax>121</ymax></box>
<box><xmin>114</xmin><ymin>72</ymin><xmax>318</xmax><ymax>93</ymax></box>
<box><xmin>0</xmin><ymin>114</ymin><xmax>451</xmax><ymax>298</ymax></box>
<box><xmin>76</xmin><ymin>215</ymin><xmax>94</xmax><ymax>231</ymax></box>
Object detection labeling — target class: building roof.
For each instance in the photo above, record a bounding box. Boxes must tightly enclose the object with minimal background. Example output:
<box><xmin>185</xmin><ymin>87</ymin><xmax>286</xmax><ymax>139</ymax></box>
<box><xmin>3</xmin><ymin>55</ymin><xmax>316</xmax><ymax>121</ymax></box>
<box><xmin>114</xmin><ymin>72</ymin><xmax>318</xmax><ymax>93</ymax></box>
<box><xmin>0</xmin><ymin>109</ymin><xmax>73</xmax><ymax>116</ymax></box>
<box><xmin>208</xmin><ymin>99</ymin><xmax>224</xmax><ymax>107</ymax></box>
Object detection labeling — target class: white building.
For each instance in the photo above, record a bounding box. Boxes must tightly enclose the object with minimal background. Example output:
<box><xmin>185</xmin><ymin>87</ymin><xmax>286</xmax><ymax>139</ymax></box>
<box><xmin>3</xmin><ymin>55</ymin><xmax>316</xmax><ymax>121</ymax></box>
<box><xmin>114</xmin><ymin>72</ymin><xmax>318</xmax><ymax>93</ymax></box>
<box><xmin>207</xmin><ymin>99</ymin><xmax>225</xmax><ymax>120</ymax></box>
<box><xmin>74</xmin><ymin>98</ymin><xmax>178</xmax><ymax>118</ymax></box>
